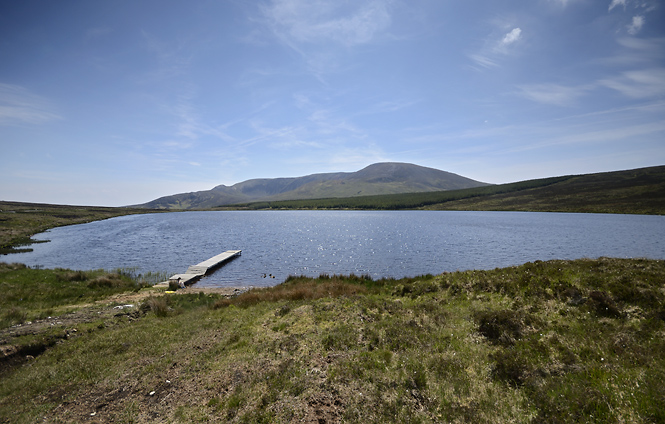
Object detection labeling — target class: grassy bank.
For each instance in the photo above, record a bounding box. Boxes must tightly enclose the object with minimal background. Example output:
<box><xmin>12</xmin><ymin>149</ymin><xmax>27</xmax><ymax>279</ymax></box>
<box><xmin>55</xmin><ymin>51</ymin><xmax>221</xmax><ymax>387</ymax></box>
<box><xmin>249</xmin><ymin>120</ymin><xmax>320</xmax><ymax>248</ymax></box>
<box><xmin>0</xmin><ymin>263</ymin><xmax>154</xmax><ymax>328</ymax></box>
<box><xmin>1</xmin><ymin>257</ymin><xmax>663</xmax><ymax>423</ymax></box>
<box><xmin>0</xmin><ymin>201</ymin><xmax>157</xmax><ymax>254</ymax></box>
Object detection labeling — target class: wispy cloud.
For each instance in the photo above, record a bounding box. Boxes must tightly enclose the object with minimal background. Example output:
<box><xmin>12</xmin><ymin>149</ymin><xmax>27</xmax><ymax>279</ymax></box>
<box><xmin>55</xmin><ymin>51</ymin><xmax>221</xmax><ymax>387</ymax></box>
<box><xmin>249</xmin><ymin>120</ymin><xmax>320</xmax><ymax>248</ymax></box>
<box><xmin>0</xmin><ymin>83</ymin><xmax>61</xmax><ymax>126</ymax></box>
<box><xmin>549</xmin><ymin>0</ymin><xmax>579</xmax><ymax>7</ymax></box>
<box><xmin>516</xmin><ymin>83</ymin><xmax>588</xmax><ymax>107</ymax></box>
<box><xmin>468</xmin><ymin>54</ymin><xmax>499</xmax><ymax>69</ymax></box>
<box><xmin>608</xmin><ymin>0</ymin><xmax>658</xmax><ymax>35</ymax></box>
<box><xmin>261</xmin><ymin>0</ymin><xmax>393</xmax><ymax>46</ymax></box>
<box><xmin>401</xmin><ymin>102</ymin><xmax>665</xmax><ymax>174</ymax></box>
<box><xmin>608</xmin><ymin>0</ymin><xmax>627</xmax><ymax>12</ymax></box>
<box><xmin>308</xmin><ymin>108</ymin><xmax>363</xmax><ymax>136</ymax></box>
<box><xmin>167</xmin><ymin>90</ymin><xmax>236</xmax><ymax>145</ymax></box>
<box><xmin>242</xmin><ymin>121</ymin><xmax>304</xmax><ymax>148</ymax></box>
<box><xmin>469</xmin><ymin>26</ymin><xmax>524</xmax><ymax>69</ymax></box>
<box><xmin>516</xmin><ymin>67</ymin><xmax>665</xmax><ymax>106</ymax></box>
<box><xmin>614</xmin><ymin>37</ymin><xmax>665</xmax><ymax>63</ymax></box>
<box><xmin>599</xmin><ymin>68</ymin><xmax>665</xmax><ymax>98</ymax></box>
<box><xmin>360</xmin><ymin>99</ymin><xmax>419</xmax><ymax>115</ymax></box>
<box><xmin>257</xmin><ymin>0</ymin><xmax>394</xmax><ymax>79</ymax></box>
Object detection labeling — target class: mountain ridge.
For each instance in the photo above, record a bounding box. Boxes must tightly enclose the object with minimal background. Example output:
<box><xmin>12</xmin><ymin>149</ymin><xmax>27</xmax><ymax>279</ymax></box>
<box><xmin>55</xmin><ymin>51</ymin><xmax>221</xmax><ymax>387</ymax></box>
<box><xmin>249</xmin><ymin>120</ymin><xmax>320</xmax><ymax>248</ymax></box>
<box><xmin>137</xmin><ymin>163</ymin><xmax>489</xmax><ymax>210</ymax></box>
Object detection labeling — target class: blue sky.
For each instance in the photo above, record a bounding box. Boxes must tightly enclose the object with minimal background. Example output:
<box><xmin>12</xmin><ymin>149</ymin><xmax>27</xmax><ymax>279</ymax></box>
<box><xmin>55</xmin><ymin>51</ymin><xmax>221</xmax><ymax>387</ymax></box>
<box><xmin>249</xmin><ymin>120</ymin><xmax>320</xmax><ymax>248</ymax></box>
<box><xmin>1</xmin><ymin>0</ymin><xmax>664</xmax><ymax>206</ymax></box>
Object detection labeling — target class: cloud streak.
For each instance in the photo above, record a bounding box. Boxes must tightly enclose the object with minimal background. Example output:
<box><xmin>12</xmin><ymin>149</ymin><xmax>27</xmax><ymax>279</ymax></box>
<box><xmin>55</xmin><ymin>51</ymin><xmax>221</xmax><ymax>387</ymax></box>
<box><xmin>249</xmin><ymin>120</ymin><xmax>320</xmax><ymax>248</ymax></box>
<box><xmin>516</xmin><ymin>83</ymin><xmax>588</xmax><ymax>107</ymax></box>
<box><xmin>469</xmin><ymin>25</ymin><xmax>523</xmax><ymax>69</ymax></box>
<box><xmin>261</xmin><ymin>0</ymin><xmax>392</xmax><ymax>46</ymax></box>
<box><xmin>608</xmin><ymin>0</ymin><xmax>627</xmax><ymax>12</ymax></box>
<box><xmin>600</xmin><ymin>68</ymin><xmax>665</xmax><ymax>98</ymax></box>
<box><xmin>0</xmin><ymin>84</ymin><xmax>61</xmax><ymax>126</ymax></box>
<box><xmin>257</xmin><ymin>0</ymin><xmax>394</xmax><ymax>80</ymax></box>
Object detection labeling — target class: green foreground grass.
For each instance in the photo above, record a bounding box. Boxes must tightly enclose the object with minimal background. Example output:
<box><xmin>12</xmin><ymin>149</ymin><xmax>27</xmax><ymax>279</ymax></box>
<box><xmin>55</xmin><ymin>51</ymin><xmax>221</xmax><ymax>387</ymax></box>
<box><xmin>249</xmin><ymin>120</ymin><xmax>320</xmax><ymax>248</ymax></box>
<box><xmin>0</xmin><ymin>263</ymin><xmax>156</xmax><ymax>328</ymax></box>
<box><xmin>1</xmin><ymin>257</ymin><xmax>664</xmax><ymax>423</ymax></box>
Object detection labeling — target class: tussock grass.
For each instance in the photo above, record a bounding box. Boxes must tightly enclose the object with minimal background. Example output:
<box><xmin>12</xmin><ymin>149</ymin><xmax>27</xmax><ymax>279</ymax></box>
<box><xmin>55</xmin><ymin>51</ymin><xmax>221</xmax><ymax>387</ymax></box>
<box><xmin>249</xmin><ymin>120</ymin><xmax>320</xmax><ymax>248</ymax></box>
<box><xmin>141</xmin><ymin>296</ymin><xmax>172</xmax><ymax>317</ymax></box>
<box><xmin>214</xmin><ymin>274</ymin><xmax>369</xmax><ymax>308</ymax></box>
<box><xmin>1</xmin><ymin>306</ymin><xmax>28</xmax><ymax>327</ymax></box>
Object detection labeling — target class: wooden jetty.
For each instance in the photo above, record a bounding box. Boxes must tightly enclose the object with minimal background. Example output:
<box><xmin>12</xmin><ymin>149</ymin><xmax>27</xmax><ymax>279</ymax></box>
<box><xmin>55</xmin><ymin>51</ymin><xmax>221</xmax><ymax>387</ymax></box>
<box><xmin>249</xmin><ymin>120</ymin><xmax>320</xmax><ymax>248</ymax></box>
<box><xmin>167</xmin><ymin>250</ymin><xmax>241</xmax><ymax>287</ymax></box>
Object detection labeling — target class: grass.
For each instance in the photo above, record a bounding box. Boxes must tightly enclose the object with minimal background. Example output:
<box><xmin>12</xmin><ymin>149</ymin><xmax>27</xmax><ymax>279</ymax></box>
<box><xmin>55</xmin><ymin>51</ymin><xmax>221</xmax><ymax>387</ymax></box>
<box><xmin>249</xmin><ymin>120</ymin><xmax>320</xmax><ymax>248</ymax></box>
<box><xmin>1</xmin><ymin>257</ymin><xmax>663</xmax><ymax>422</ymax></box>
<box><xmin>0</xmin><ymin>262</ymin><xmax>148</xmax><ymax>327</ymax></box>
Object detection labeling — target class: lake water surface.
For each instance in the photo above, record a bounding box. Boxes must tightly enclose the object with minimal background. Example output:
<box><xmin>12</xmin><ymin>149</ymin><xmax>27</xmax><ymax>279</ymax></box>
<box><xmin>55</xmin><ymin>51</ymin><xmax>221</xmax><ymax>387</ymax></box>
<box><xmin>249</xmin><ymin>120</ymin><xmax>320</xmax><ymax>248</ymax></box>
<box><xmin>6</xmin><ymin>211</ymin><xmax>665</xmax><ymax>287</ymax></box>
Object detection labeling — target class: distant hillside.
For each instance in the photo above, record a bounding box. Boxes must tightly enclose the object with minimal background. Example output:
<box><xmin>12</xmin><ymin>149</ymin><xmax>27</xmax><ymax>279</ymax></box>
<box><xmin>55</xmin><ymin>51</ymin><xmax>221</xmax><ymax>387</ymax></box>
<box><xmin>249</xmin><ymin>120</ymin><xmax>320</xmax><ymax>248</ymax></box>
<box><xmin>137</xmin><ymin>163</ymin><xmax>489</xmax><ymax>210</ymax></box>
<box><xmin>231</xmin><ymin>165</ymin><xmax>665</xmax><ymax>215</ymax></box>
<box><xmin>428</xmin><ymin>165</ymin><xmax>665</xmax><ymax>214</ymax></box>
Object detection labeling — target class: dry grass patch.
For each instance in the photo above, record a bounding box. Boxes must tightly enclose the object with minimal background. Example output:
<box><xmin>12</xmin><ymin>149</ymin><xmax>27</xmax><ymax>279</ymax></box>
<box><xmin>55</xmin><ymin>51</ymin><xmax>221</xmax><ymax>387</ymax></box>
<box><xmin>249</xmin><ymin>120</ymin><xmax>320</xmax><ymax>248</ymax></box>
<box><xmin>214</xmin><ymin>276</ymin><xmax>368</xmax><ymax>308</ymax></box>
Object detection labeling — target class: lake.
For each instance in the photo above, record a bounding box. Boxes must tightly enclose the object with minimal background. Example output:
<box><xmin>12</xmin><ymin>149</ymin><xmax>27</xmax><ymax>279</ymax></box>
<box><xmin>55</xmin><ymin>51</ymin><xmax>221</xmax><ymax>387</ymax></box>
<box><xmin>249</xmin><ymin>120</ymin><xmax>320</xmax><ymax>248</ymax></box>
<box><xmin>6</xmin><ymin>211</ymin><xmax>665</xmax><ymax>287</ymax></box>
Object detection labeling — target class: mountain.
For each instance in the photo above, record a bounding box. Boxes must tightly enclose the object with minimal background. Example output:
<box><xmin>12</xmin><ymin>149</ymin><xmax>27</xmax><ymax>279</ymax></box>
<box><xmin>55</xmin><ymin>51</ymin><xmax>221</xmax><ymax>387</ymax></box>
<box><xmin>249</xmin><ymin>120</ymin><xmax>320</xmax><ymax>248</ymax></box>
<box><xmin>237</xmin><ymin>165</ymin><xmax>665</xmax><ymax>215</ymax></box>
<box><xmin>137</xmin><ymin>163</ymin><xmax>489</xmax><ymax>210</ymax></box>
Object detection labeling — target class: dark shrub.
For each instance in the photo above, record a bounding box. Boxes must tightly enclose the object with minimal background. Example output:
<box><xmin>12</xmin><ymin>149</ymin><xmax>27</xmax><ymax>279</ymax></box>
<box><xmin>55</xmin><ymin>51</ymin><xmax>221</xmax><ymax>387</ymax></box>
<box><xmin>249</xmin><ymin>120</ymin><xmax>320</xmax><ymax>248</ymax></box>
<box><xmin>474</xmin><ymin>309</ymin><xmax>526</xmax><ymax>346</ymax></box>
<box><xmin>588</xmin><ymin>291</ymin><xmax>621</xmax><ymax>318</ymax></box>
<box><xmin>87</xmin><ymin>274</ymin><xmax>131</xmax><ymax>289</ymax></box>
<box><xmin>491</xmin><ymin>350</ymin><xmax>531</xmax><ymax>386</ymax></box>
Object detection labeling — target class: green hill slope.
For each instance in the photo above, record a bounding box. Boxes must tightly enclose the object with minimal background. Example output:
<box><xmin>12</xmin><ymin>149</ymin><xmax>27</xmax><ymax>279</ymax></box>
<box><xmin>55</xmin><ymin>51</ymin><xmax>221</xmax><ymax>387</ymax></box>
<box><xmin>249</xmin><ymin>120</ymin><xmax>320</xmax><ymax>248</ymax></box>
<box><xmin>427</xmin><ymin>165</ymin><xmax>665</xmax><ymax>214</ymax></box>
<box><xmin>231</xmin><ymin>165</ymin><xmax>665</xmax><ymax>215</ymax></box>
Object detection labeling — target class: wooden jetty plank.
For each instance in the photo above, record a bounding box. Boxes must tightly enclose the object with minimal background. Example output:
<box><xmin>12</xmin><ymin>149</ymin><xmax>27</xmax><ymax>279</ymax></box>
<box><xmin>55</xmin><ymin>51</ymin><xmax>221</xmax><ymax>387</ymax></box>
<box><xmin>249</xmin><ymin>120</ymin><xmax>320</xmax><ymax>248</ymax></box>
<box><xmin>195</xmin><ymin>250</ymin><xmax>242</xmax><ymax>269</ymax></box>
<box><xmin>168</xmin><ymin>250</ymin><xmax>241</xmax><ymax>287</ymax></box>
<box><xmin>186</xmin><ymin>250</ymin><xmax>241</xmax><ymax>275</ymax></box>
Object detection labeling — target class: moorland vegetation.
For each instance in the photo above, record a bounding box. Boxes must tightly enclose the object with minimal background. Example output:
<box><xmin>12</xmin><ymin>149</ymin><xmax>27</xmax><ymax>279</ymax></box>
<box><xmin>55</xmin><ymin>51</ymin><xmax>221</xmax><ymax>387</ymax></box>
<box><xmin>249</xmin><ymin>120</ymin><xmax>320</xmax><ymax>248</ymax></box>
<box><xmin>1</xmin><ymin>258</ymin><xmax>664</xmax><ymax>423</ymax></box>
